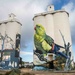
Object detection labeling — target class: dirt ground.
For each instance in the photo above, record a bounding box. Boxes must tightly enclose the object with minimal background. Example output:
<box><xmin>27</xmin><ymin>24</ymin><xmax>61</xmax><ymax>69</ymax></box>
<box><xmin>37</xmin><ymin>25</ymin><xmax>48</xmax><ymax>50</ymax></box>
<box><xmin>20</xmin><ymin>68</ymin><xmax>75</xmax><ymax>75</ymax></box>
<box><xmin>0</xmin><ymin>68</ymin><xmax>75</xmax><ymax>75</ymax></box>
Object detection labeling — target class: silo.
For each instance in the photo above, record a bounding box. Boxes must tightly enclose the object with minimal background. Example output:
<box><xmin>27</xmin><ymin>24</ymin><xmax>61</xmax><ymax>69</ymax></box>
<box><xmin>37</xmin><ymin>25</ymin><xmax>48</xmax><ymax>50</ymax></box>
<box><xmin>0</xmin><ymin>13</ymin><xmax>22</xmax><ymax>69</ymax></box>
<box><xmin>33</xmin><ymin>5</ymin><xmax>73</xmax><ymax>67</ymax></box>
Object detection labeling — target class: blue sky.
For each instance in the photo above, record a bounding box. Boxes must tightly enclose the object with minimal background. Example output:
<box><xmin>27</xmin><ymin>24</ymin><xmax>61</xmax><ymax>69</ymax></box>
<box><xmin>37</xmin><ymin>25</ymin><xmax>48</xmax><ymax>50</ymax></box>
<box><xmin>0</xmin><ymin>0</ymin><xmax>75</xmax><ymax>62</ymax></box>
<box><xmin>53</xmin><ymin>0</ymin><xmax>69</xmax><ymax>10</ymax></box>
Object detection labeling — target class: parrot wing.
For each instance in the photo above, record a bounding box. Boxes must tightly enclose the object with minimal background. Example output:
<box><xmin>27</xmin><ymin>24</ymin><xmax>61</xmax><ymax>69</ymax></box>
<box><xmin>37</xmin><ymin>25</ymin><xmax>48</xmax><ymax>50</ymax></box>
<box><xmin>45</xmin><ymin>35</ymin><xmax>54</xmax><ymax>46</ymax></box>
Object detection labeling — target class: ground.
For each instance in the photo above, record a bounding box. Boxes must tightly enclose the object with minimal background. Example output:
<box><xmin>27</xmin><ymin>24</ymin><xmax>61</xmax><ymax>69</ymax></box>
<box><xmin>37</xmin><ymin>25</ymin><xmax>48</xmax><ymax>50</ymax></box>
<box><xmin>0</xmin><ymin>68</ymin><xmax>75</xmax><ymax>75</ymax></box>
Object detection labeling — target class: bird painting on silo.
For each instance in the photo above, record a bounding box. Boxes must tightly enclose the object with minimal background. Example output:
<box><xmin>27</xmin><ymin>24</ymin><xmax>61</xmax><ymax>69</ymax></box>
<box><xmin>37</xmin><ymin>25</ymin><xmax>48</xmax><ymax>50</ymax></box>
<box><xmin>33</xmin><ymin>5</ymin><xmax>73</xmax><ymax>70</ymax></box>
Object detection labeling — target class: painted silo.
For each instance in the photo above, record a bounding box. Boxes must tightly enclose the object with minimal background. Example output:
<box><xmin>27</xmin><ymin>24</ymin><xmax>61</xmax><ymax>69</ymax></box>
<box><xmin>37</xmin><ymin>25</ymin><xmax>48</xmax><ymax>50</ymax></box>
<box><xmin>0</xmin><ymin>13</ymin><xmax>22</xmax><ymax>68</ymax></box>
<box><xmin>33</xmin><ymin>5</ymin><xmax>72</xmax><ymax>67</ymax></box>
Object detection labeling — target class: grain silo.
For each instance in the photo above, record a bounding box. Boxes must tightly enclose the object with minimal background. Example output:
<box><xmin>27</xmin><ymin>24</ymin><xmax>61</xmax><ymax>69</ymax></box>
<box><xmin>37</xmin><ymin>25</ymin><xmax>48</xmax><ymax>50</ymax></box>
<box><xmin>33</xmin><ymin>5</ymin><xmax>73</xmax><ymax>69</ymax></box>
<box><xmin>0</xmin><ymin>13</ymin><xmax>22</xmax><ymax>69</ymax></box>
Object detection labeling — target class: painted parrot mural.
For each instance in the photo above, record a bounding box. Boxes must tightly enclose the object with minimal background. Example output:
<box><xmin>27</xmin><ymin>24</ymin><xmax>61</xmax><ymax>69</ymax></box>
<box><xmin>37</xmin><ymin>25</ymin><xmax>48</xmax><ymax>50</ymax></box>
<box><xmin>34</xmin><ymin>24</ymin><xmax>54</xmax><ymax>56</ymax></box>
<box><xmin>34</xmin><ymin>24</ymin><xmax>71</xmax><ymax>65</ymax></box>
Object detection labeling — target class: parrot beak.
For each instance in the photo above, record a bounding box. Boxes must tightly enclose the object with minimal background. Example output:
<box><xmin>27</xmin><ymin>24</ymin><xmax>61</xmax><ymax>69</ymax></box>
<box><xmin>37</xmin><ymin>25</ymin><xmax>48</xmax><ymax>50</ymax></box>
<box><xmin>34</xmin><ymin>26</ymin><xmax>36</xmax><ymax>30</ymax></box>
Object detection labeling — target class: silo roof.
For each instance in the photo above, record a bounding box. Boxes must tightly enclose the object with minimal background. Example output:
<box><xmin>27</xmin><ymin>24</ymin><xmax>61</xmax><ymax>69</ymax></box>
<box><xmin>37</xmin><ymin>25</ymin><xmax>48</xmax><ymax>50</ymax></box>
<box><xmin>33</xmin><ymin>10</ymin><xmax>69</xmax><ymax>20</ymax></box>
<box><xmin>0</xmin><ymin>19</ymin><xmax>22</xmax><ymax>26</ymax></box>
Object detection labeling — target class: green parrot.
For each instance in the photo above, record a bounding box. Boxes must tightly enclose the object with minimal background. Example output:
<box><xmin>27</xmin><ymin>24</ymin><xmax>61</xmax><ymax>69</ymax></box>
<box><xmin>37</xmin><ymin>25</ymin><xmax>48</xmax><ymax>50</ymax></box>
<box><xmin>34</xmin><ymin>24</ymin><xmax>54</xmax><ymax>56</ymax></box>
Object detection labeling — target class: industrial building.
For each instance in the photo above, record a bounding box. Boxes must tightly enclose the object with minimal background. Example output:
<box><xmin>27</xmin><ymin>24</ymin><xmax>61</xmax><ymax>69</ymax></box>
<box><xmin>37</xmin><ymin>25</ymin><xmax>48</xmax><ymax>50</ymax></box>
<box><xmin>33</xmin><ymin>5</ymin><xmax>73</xmax><ymax>69</ymax></box>
<box><xmin>0</xmin><ymin>13</ymin><xmax>21</xmax><ymax>69</ymax></box>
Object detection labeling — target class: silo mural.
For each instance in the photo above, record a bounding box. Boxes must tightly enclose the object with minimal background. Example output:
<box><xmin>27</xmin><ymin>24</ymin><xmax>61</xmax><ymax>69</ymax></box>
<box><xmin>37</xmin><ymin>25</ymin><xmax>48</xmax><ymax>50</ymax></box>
<box><xmin>33</xmin><ymin>5</ymin><xmax>73</xmax><ymax>70</ymax></box>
